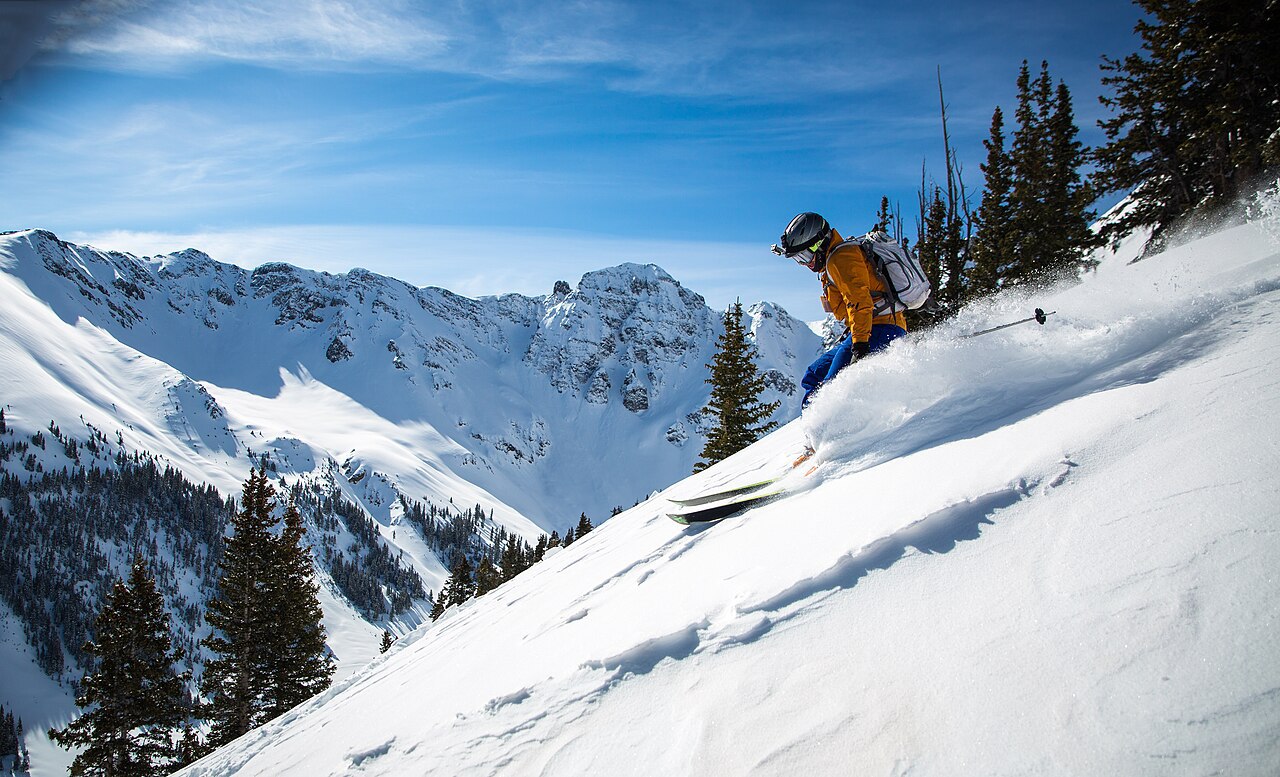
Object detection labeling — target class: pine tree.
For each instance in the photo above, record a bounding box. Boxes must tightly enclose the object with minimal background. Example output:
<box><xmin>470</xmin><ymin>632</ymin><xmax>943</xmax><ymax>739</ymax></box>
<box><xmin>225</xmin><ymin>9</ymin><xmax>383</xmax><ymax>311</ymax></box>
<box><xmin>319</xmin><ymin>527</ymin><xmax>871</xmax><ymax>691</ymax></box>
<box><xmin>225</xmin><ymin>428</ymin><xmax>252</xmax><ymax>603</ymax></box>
<box><xmin>575</xmin><ymin>512</ymin><xmax>593</xmax><ymax>538</ymax></box>
<box><xmin>379</xmin><ymin>630</ymin><xmax>395</xmax><ymax>654</ymax></box>
<box><xmin>176</xmin><ymin>725</ymin><xmax>207</xmax><ymax>766</ymax></box>
<box><xmin>969</xmin><ymin>106</ymin><xmax>1015</xmax><ymax>296</ymax></box>
<box><xmin>50</xmin><ymin>556</ymin><xmax>189</xmax><ymax>777</ymax></box>
<box><xmin>1094</xmin><ymin>0</ymin><xmax>1280</xmax><ymax>246</ymax></box>
<box><xmin>0</xmin><ymin>707</ymin><xmax>13</xmax><ymax>760</ymax></box>
<box><xmin>444</xmin><ymin>553</ymin><xmax>475</xmax><ymax>608</ymax></box>
<box><xmin>502</xmin><ymin>534</ymin><xmax>530</xmax><ymax>582</ymax></box>
<box><xmin>993</xmin><ymin>60</ymin><xmax>1098</xmax><ymax>285</ymax></box>
<box><xmin>915</xmin><ymin>185</ymin><xmax>948</xmax><ymax>297</ymax></box>
<box><xmin>696</xmin><ymin>301</ymin><xmax>780</xmax><ymax>472</ymax></box>
<box><xmin>1007</xmin><ymin>60</ymin><xmax>1053</xmax><ymax>285</ymax></box>
<box><xmin>873</xmin><ymin>195</ymin><xmax>904</xmax><ymax>241</ymax></box>
<box><xmin>1044</xmin><ymin>79</ymin><xmax>1100</xmax><ymax>276</ymax></box>
<box><xmin>475</xmin><ymin>557</ymin><xmax>501</xmax><ymax>596</ymax></box>
<box><xmin>261</xmin><ymin>499</ymin><xmax>334</xmax><ymax>721</ymax></box>
<box><xmin>201</xmin><ymin>468</ymin><xmax>278</xmax><ymax>746</ymax></box>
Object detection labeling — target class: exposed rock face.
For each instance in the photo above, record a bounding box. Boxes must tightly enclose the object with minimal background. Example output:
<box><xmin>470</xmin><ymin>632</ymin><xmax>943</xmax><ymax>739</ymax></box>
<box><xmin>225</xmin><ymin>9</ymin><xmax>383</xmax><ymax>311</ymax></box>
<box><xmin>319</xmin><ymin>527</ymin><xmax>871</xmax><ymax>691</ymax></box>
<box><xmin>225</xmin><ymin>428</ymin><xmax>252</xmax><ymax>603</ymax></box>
<box><xmin>525</xmin><ymin>264</ymin><xmax>711</xmax><ymax>413</ymax></box>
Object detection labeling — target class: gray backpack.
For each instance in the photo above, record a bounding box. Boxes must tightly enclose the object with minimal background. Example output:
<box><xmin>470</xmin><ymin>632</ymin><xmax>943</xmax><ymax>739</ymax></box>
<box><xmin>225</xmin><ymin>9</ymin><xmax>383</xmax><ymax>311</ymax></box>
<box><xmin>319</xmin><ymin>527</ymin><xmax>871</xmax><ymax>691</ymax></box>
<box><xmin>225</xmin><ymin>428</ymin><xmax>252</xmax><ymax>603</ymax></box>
<box><xmin>843</xmin><ymin>231</ymin><xmax>932</xmax><ymax>316</ymax></box>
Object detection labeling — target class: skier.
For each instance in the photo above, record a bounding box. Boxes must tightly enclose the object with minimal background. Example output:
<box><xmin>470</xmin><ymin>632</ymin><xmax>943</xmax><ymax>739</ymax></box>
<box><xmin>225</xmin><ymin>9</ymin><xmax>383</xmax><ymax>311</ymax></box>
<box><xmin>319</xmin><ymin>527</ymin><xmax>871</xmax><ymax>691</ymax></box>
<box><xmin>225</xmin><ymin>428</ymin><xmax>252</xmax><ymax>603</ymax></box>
<box><xmin>773</xmin><ymin>212</ymin><xmax>907</xmax><ymax>406</ymax></box>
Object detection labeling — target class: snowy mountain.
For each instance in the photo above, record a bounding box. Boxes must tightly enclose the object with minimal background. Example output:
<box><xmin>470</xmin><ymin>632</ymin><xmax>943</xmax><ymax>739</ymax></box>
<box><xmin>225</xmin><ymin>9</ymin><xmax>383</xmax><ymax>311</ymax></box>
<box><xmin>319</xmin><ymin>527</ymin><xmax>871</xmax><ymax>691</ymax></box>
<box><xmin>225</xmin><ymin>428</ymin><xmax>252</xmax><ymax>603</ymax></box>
<box><xmin>0</xmin><ymin>227</ymin><xmax>823</xmax><ymax>773</ymax></box>
<box><xmin>0</xmin><ymin>229</ymin><xmax>819</xmax><ymax>531</ymax></box>
<box><xmin>152</xmin><ymin>194</ymin><xmax>1280</xmax><ymax>776</ymax></box>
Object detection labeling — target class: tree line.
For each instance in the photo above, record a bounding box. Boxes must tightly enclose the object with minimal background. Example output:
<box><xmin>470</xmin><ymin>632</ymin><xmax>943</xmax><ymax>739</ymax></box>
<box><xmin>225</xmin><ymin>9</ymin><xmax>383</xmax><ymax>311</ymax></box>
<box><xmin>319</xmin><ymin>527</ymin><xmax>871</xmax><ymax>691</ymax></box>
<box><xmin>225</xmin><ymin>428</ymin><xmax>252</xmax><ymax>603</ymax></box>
<box><xmin>0</xmin><ymin>413</ymin><xmax>512</xmax><ymax>775</ymax></box>
<box><xmin>696</xmin><ymin>0</ymin><xmax>1278</xmax><ymax>469</ymax></box>
<box><xmin>913</xmin><ymin>0</ymin><xmax>1276</xmax><ymax>317</ymax></box>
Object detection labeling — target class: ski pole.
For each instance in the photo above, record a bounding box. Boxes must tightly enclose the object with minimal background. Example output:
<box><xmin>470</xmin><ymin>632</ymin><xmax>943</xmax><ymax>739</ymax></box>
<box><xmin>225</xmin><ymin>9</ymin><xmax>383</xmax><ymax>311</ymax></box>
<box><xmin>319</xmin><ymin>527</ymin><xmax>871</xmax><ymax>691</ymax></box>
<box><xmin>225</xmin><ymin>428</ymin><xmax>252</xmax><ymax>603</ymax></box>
<box><xmin>961</xmin><ymin>308</ymin><xmax>1054</xmax><ymax>339</ymax></box>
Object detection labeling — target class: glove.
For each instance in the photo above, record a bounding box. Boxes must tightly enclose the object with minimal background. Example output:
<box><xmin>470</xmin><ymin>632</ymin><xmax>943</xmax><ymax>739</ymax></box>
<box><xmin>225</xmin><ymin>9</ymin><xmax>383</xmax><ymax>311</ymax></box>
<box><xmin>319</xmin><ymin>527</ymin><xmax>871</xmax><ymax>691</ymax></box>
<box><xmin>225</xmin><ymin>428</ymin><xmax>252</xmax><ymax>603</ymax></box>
<box><xmin>852</xmin><ymin>341</ymin><xmax>872</xmax><ymax>360</ymax></box>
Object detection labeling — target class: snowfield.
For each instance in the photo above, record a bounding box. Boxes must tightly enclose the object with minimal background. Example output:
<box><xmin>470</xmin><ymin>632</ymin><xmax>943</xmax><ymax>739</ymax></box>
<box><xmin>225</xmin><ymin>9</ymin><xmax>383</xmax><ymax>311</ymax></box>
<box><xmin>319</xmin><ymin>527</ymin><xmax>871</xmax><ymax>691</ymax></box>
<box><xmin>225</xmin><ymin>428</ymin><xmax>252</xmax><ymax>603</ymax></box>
<box><xmin>168</xmin><ymin>199</ymin><xmax>1280</xmax><ymax>776</ymax></box>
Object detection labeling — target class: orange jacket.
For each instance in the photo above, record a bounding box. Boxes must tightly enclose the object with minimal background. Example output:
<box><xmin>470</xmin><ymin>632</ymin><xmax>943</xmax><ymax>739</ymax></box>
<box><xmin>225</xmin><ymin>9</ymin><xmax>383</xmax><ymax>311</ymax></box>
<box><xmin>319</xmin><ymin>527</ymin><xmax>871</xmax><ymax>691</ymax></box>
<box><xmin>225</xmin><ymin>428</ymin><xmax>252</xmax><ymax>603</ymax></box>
<box><xmin>819</xmin><ymin>228</ymin><xmax>907</xmax><ymax>343</ymax></box>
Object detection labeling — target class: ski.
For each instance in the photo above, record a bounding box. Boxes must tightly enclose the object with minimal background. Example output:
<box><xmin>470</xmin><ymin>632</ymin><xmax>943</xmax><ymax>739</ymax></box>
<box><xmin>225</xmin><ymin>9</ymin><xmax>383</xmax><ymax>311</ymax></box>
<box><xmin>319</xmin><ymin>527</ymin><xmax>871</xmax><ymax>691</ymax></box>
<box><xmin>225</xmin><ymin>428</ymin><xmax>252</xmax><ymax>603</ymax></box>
<box><xmin>666</xmin><ymin>476</ymin><xmax>783</xmax><ymax>507</ymax></box>
<box><xmin>667</xmin><ymin>487</ymin><xmax>787</xmax><ymax>525</ymax></box>
<box><xmin>667</xmin><ymin>446</ymin><xmax>816</xmax><ymax>524</ymax></box>
<box><xmin>667</xmin><ymin>446</ymin><xmax>815</xmax><ymax>509</ymax></box>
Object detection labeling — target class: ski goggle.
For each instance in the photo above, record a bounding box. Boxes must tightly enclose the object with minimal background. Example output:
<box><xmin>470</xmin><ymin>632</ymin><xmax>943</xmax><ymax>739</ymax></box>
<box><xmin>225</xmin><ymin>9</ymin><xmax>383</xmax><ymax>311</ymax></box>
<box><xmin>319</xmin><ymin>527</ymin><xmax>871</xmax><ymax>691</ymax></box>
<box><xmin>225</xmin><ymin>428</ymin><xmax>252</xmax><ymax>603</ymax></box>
<box><xmin>788</xmin><ymin>239</ymin><xmax>826</xmax><ymax>267</ymax></box>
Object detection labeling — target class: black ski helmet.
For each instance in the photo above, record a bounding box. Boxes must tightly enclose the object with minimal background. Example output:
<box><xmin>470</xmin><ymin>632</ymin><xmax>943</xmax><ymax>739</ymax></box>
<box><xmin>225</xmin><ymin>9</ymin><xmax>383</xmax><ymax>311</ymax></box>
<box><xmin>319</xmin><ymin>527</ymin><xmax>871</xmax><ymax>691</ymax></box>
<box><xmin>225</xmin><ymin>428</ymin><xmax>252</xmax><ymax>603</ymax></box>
<box><xmin>779</xmin><ymin>212</ymin><xmax>832</xmax><ymax>270</ymax></box>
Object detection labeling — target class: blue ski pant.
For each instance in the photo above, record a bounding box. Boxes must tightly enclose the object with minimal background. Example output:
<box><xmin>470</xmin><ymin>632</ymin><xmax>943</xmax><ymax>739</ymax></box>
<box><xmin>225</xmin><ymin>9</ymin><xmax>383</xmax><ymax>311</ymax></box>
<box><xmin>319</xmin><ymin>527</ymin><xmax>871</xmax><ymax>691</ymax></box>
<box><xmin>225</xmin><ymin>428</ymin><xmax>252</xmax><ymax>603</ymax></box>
<box><xmin>801</xmin><ymin>324</ymin><xmax>906</xmax><ymax>406</ymax></box>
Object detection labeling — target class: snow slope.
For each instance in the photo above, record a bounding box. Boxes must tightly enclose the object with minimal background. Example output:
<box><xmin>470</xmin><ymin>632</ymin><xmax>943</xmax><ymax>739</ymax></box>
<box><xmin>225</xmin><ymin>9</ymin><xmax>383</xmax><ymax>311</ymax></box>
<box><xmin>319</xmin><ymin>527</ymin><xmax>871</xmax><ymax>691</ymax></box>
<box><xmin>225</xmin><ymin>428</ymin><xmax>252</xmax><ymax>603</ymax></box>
<box><xmin>170</xmin><ymin>199</ymin><xmax>1280</xmax><ymax>775</ymax></box>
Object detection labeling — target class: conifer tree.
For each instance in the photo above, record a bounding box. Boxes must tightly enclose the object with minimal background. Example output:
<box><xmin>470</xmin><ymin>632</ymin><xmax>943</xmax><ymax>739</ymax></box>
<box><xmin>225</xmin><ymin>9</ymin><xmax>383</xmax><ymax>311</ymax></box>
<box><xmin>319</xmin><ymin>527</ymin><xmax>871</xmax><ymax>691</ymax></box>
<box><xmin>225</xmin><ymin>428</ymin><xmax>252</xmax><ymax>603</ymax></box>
<box><xmin>1094</xmin><ymin>0</ymin><xmax>1279</xmax><ymax>246</ymax></box>
<box><xmin>201</xmin><ymin>468</ymin><xmax>278</xmax><ymax>746</ymax></box>
<box><xmin>575</xmin><ymin>512</ymin><xmax>593</xmax><ymax>538</ymax></box>
<box><xmin>475</xmin><ymin>557</ymin><xmax>501</xmax><ymax>596</ymax></box>
<box><xmin>499</xmin><ymin>534</ymin><xmax>528</xmax><ymax>582</ymax></box>
<box><xmin>696</xmin><ymin>301</ymin><xmax>779</xmax><ymax>472</ymax></box>
<box><xmin>915</xmin><ymin>185</ymin><xmax>948</xmax><ymax>297</ymax></box>
<box><xmin>969</xmin><ymin>106</ymin><xmax>1015</xmax><ymax>295</ymax></box>
<box><xmin>379</xmin><ymin>630</ymin><xmax>395</xmax><ymax>654</ymax></box>
<box><xmin>261</xmin><ymin>499</ymin><xmax>333</xmax><ymax>721</ymax></box>
<box><xmin>51</xmin><ymin>556</ymin><xmax>189</xmax><ymax>777</ymax></box>
<box><xmin>176</xmin><ymin>724</ymin><xmax>207</xmax><ymax>766</ymax></box>
<box><xmin>0</xmin><ymin>707</ymin><xmax>14</xmax><ymax>761</ymax></box>
<box><xmin>444</xmin><ymin>553</ymin><xmax>475</xmax><ymax>608</ymax></box>
<box><xmin>1044</xmin><ymin>79</ymin><xmax>1100</xmax><ymax>275</ymax></box>
<box><xmin>990</xmin><ymin>60</ymin><xmax>1097</xmax><ymax>285</ymax></box>
<box><xmin>873</xmin><ymin>195</ymin><xmax>904</xmax><ymax>241</ymax></box>
<box><xmin>1007</xmin><ymin>60</ymin><xmax>1052</xmax><ymax>284</ymax></box>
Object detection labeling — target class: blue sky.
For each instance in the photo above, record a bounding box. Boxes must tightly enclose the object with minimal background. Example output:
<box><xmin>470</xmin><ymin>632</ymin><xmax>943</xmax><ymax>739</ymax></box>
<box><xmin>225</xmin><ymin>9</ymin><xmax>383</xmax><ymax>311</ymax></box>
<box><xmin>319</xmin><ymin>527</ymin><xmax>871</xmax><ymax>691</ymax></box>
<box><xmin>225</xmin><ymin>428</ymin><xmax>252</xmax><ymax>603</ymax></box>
<box><xmin>1</xmin><ymin>0</ymin><xmax>1142</xmax><ymax>318</ymax></box>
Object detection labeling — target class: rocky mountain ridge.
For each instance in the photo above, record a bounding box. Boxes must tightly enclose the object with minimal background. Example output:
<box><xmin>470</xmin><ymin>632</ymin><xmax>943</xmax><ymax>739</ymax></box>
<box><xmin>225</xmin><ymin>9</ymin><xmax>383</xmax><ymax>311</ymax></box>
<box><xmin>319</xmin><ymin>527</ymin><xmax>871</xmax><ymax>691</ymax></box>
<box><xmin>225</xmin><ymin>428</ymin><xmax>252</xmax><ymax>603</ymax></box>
<box><xmin>0</xmin><ymin>228</ymin><xmax>822</xmax><ymax>535</ymax></box>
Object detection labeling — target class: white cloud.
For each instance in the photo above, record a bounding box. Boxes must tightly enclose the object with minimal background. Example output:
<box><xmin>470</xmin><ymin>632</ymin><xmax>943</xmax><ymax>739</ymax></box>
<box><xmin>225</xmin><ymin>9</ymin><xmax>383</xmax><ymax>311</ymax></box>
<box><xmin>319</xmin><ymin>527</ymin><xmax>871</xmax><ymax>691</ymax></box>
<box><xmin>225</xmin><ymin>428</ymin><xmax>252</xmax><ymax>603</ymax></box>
<box><xmin>55</xmin><ymin>0</ymin><xmax>453</xmax><ymax>71</ymax></box>
<box><xmin>38</xmin><ymin>0</ymin><xmax>915</xmax><ymax>100</ymax></box>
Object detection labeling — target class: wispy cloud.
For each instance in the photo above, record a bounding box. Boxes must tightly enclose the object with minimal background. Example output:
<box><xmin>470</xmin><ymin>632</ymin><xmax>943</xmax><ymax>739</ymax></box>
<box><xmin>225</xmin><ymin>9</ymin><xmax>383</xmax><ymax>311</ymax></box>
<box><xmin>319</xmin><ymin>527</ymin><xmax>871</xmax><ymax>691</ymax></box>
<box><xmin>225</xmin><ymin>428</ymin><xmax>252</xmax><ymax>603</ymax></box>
<box><xmin>46</xmin><ymin>0</ymin><xmax>452</xmax><ymax>72</ymax></box>
<box><xmin>32</xmin><ymin>0</ymin><xmax>935</xmax><ymax>101</ymax></box>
